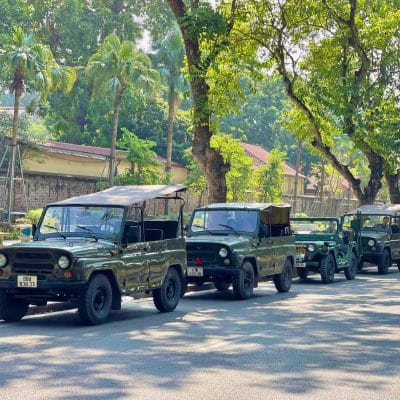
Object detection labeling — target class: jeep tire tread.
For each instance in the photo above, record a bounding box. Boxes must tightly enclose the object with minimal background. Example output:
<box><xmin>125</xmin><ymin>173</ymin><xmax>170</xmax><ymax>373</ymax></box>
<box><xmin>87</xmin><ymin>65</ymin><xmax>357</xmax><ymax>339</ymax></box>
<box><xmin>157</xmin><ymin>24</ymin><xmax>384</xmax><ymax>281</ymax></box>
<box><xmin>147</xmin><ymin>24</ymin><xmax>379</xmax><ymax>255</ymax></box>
<box><xmin>274</xmin><ymin>258</ymin><xmax>293</xmax><ymax>292</ymax></box>
<box><xmin>320</xmin><ymin>254</ymin><xmax>335</xmax><ymax>284</ymax></box>
<box><xmin>153</xmin><ymin>267</ymin><xmax>181</xmax><ymax>312</ymax></box>
<box><xmin>232</xmin><ymin>262</ymin><xmax>255</xmax><ymax>300</ymax></box>
<box><xmin>78</xmin><ymin>273</ymin><xmax>113</xmax><ymax>325</ymax></box>
<box><xmin>344</xmin><ymin>252</ymin><xmax>357</xmax><ymax>280</ymax></box>
<box><xmin>377</xmin><ymin>249</ymin><xmax>391</xmax><ymax>274</ymax></box>
<box><xmin>0</xmin><ymin>290</ymin><xmax>29</xmax><ymax>322</ymax></box>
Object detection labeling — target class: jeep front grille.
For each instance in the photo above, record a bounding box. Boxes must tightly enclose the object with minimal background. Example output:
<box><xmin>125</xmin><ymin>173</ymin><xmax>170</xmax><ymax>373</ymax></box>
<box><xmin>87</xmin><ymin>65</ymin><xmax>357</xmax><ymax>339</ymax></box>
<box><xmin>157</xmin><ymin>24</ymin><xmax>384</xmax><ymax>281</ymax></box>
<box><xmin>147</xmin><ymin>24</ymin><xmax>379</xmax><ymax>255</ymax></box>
<box><xmin>187</xmin><ymin>243</ymin><xmax>221</xmax><ymax>265</ymax></box>
<box><xmin>12</xmin><ymin>251</ymin><xmax>55</xmax><ymax>274</ymax></box>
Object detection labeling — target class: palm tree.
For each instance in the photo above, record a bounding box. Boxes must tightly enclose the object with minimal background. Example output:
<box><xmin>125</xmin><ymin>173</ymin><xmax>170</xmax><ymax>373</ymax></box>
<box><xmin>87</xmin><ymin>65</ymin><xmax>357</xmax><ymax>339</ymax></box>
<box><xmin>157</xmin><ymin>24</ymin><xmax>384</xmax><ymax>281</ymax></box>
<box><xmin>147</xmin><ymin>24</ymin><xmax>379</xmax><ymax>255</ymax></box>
<box><xmin>86</xmin><ymin>34</ymin><xmax>159</xmax><ymax>186</ymax></box>
<box><xmin>0</xmin><ymin>26</ymin><xmax>76</xmax><ymax>225</ymax></box>
<box><xmin>153</xmin><ymin>29</ymin><xmax>187</xmax><ymax>180</ymax></box>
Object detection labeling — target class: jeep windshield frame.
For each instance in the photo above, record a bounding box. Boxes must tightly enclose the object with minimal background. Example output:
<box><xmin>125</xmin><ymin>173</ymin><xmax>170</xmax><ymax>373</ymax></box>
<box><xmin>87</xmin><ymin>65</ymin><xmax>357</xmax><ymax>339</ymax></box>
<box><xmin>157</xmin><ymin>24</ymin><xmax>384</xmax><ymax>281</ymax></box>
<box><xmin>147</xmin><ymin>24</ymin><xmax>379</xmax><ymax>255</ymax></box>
<box><xmin>291</xmin><ymin>217</ymin><xmax>340</xmax><ymax>235</ymax></box>
<box><xmin>36</xmin><ymin>205</ymin><xmax>126</xmax><ymax>242</ymax></box>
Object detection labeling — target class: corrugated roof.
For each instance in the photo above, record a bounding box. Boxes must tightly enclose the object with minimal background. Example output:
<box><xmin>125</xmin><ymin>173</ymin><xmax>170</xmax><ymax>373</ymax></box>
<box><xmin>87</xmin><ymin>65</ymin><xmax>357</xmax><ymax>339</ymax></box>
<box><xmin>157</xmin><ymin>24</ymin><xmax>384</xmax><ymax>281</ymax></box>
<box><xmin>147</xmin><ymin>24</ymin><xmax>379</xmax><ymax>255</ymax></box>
<box><xmin>242</xmin><ymin>143</ymin><xmax>307</xmax><ymax>178</ymax></box>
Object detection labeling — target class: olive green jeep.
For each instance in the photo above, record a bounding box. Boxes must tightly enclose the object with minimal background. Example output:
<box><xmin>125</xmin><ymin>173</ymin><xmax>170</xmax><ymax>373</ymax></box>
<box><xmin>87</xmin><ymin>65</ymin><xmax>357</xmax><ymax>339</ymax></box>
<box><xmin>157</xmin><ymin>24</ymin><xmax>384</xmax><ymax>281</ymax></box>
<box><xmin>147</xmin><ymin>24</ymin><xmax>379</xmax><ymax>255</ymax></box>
<box><xmin>291</xmin><ymin>217</ymin><xmax>360</xmax><ymax>283</ymax></box>
<box><xmin>0</xmin><ymin>185</ymin><xmax>187</xmax><ymax>325</ymax></box>
<box><xmin>185</xmin><ymin>203</ymin><xmax>296</xmax><ymax>299</ymax></box>
<box><xmin>344</xmin><ymin>204</ymin><xmax>400</xmax><ymax>274</ymax></box>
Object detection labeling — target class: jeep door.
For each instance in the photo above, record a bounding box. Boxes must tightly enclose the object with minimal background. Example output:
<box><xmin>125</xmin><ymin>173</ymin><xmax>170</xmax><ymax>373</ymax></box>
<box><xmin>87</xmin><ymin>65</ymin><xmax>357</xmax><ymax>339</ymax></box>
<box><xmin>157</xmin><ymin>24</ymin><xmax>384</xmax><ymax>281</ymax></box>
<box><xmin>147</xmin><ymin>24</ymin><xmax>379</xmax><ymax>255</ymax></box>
<box><xmin>121</xmin><ymin>242</ymin><xmax>149</xmax><ymax>292</ymax></box>
<box><xmin>389</xmin><ymin>216</ymin><xmax>400</xmax><ymax>261</ymax></box>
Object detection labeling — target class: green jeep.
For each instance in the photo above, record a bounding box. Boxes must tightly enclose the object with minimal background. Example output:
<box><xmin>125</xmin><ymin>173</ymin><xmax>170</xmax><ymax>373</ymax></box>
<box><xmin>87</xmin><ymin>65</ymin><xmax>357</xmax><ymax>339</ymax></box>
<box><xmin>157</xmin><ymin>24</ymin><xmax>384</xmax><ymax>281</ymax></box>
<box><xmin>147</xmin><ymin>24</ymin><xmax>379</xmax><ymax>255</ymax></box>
<box><xmin>185</xmin><ymin>203</ymin><xmax>296</xmax><ymax>299</ymax></box>
<box><xmin>290</xmin><ymin>217</ymin><xmax>360</xmax><ymax>283</ymax></box>
<box><xmin>344</xmin><ymin>204</ymin><xmax>400</xmax><ymax>274</ymax></box>
<box><xmin>0</xmin><ymin>185</ymin><xmax>187</xmax><ymax>325</ymax></box>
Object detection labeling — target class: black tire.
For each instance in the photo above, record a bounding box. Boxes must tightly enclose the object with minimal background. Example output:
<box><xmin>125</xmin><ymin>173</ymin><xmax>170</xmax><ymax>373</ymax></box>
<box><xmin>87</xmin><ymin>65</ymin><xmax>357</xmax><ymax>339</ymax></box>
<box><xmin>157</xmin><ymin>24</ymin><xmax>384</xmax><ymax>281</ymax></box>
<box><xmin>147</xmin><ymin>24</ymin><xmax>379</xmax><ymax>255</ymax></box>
<box><xmin>397</xmin><ymin>261</ymin><xmax>400</xmax><ymax>272</ymax></box>
<box><xmin>274</xmin><ymin>258</ymin><xmax>293</xmax><ymax>292</ymax></box>
<box><xmin>297</xmin><ymin>268</ymin><xmax>308</xmax><ymax>280</ymax></box>
<box><xmin>78</xmin><ymin>274</ymin><xmax>112</xmax><ymax>325</ymax></box>
<box><xmin>153</xmin><ymin>268</ymin><xmax>181</xmax><ymax>312</ymax></box>
<box><xmin>232</xmin><ymin>262</ymin><xmax>255</xmax><ymax>300</ymax></box>
<box><xmin>214</xmin><ymin>281</ymin><xmax>231</xmax><ymax>292</ymax></box>
<box><xmin>0</xmin><ymin>291</ymin><xmax>29</xmax><ymax>322</ymax></box>
<box><xmin>377</xmin><ymin>249</ymin><xmax>391</xmax><ymax>274</ymax></box>
<box><xmin>344</xmin><ymin>253</ymin><xmax>357</xmax><ymax>280</ymax></box>
<box><xmin>320</xmin><ymin>254</ymin><xmax>335</xmax><ymax>284</ymax></box>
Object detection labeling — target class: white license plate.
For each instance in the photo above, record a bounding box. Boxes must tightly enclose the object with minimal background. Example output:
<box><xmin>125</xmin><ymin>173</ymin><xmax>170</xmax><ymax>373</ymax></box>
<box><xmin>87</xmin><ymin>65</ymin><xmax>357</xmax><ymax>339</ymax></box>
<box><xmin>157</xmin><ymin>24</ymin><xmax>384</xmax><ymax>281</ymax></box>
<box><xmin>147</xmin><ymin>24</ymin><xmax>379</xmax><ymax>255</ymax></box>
<box><xmin>17</xmin><ymin>275</ymin><xmax>37</xmax><ymax>288</ymax></box>
<box><xmin>187</xmin><ymin>267</ymin><xmax>204</xmax><ymax>277</ymax></box>
<box><xmin>297</xmin><ymin>262</ymin><xmax>306</xmax><ymax>268</ymax></box>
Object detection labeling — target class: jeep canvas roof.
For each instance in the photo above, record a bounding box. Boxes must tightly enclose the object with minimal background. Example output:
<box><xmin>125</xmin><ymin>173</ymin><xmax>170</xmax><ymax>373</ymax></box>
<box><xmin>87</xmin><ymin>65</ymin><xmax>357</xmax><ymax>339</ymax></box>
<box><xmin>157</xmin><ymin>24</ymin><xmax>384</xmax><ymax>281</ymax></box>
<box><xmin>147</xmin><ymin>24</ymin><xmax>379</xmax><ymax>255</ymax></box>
<box><xmin>48</xmin><ymin>185</ymin><xmax>187</xmax><ymax>207</ymax></box>
<box><xmin>346</xmin><ymin>204</ymin><xmax>400</xmax><ymax>216</ymax></box>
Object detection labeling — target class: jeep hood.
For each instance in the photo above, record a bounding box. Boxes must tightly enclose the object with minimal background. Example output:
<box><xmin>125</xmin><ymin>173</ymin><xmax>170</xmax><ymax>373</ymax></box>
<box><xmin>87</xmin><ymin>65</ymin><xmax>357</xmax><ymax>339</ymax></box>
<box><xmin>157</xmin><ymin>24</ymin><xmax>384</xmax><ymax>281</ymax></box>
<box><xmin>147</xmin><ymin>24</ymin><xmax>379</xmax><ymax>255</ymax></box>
<box><xmin>5</xmin><ymin>239</ymin><xmax>116</xmax><ymax>257</ymax></box>
<box><xmin>360</xmin><ymin>231</ymin><xmax>388</xmax><ymax>241</ymax></box>
<box><xmin>186</xmin><ymin>234</ymin><xmax>253</xmax><ymax>247</ymax></box>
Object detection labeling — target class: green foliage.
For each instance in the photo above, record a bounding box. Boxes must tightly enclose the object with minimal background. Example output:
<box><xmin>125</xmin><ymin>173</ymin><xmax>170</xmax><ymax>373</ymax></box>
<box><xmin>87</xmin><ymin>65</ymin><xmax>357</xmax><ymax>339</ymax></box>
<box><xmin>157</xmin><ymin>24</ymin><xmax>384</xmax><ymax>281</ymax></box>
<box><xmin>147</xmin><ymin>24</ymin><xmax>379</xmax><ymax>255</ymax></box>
<box><xmin>25</xmin><ymin>208</ymin><xmax>43</xmax><ymax>224</ymax></box>
<box><xmin>183</xmin><ymin>147</ymin><xmax>207</xmax><ymax>196</ymax></box>
<box><xmin>211</xmin><ymin>134</ymin><xmax>254</xmax><ymax>202</ymax></box>
<box><xmin>255</xmin><ymin>149</ymin><xmax>286</xmax><ymax>203</ymax></box>
<box><xmin>116</xmin><ymin>128</ymin><xmax>163</xmax><ymax>184</ymax></box>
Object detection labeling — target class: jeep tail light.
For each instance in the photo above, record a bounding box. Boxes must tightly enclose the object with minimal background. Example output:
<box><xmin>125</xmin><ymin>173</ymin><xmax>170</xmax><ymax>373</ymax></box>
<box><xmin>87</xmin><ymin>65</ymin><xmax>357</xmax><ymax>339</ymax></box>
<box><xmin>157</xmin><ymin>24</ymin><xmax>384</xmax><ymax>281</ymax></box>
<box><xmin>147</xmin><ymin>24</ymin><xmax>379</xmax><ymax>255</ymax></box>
<box><xmin>195</xmin><ymin>257</ymin><xmax>202</xmax><ymax>266</ymax></box>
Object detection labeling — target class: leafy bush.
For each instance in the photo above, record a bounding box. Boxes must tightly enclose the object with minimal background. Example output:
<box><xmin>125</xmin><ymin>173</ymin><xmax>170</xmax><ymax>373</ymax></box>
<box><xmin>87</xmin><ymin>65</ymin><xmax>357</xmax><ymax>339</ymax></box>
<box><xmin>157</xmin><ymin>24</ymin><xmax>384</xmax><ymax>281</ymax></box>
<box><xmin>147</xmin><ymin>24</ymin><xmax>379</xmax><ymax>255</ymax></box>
<box><xmin>25</xmin><ymin>208</ymin><xmax>43</xmax><ymax>224</ymax></box>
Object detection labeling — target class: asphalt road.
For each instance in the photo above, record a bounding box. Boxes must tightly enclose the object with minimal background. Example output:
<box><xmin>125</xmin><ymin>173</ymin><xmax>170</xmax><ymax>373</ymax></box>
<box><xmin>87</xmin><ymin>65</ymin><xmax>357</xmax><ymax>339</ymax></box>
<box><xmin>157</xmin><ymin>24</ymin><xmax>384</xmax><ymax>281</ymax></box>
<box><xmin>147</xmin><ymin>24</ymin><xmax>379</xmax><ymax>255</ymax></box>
<box><xmin>1</xmin><ymin>266</ymin><xmax>400</xmax><ymax>400</ymax></box>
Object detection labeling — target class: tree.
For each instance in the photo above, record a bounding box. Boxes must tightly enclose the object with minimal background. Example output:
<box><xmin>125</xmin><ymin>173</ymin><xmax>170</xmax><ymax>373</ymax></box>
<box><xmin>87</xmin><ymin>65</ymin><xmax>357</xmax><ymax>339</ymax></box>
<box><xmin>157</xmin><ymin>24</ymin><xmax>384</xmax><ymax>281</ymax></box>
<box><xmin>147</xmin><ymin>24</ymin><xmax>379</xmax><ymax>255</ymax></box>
<box><xmin>244</xmin><ymin>0</ymin><xmax>400</xmax><ymax>205</ymax></box>
<box><xmin>255</xmin><ymin>149</ymin><xmax>286</xmax><ymax>203</ymax></box>
<box><xmin>210</xmin><ymin>134</ymin><xmax>254</xmax><ymax>202</ymax></box>
<box><xmin>115</xmin><ymin>128</ymin><xmax>163</xmax><ymax>185</ymax></box>
<box><xmin>167</xmin><ymin>1</ymin><xmax>250</xmax><ymax>203</ymax></box>
<box><xmin>0</xmin><ymin>26</ymin><xmax>76</xmax><ymax>224</ymax></box>
<box><xmin>153</xmin><ymin>28</ymin><xmax>187</xmax><ymax>180</ymax></box>
<box><xmin>85</xmin><ymin>34</ymin><xmax>159</xmax><ymax>186</ymax></box>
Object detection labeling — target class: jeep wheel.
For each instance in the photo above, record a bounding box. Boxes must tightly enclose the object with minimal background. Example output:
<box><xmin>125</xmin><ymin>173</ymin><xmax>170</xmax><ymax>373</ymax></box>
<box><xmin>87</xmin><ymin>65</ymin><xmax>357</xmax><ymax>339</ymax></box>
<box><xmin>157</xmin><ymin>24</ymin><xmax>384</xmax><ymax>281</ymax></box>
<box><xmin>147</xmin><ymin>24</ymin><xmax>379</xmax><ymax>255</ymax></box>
<box><xmin>274</xmin><ymin>258</ymin><xmax>293</xmax><ymax>292</ymax></box>
<box><xmin>214</xmin><ymin>281</ymin><xmax>231</xmax><ymax>292</ymax></box>
<box><xmin>232</xmin><ymin>262</ymin><xmax>254</xmax><ymax>300</ymax></box>
<box><xmin>320</xmin><ymin>254</ymin><xmax>335</xmax><ymax>284</ymax></box>
<box><xmin>377</xmin><ymin>249</ymin><xmax>391</xmax><ymax>274</ymax></box>
<box><xmin>297</xmin><ymin>268</ymin><xmax>308</xmax><ymax>280</ymax></box>
<box><xmin>344</xmin><ymin>253</ymin><xmax>357</xmax><ymax>280</ymax></box>
<box><xmin>78</xmin><ymin>274</ymin><xmax>112</xmax><ymax>325</ymax></box>
<box><xmin>0</xmin><ymin>291</ymin><xmax>29</xmax><ymax>322</ymax></box>
<box><xmin>397</xmin><ymin>261</ymin><xmax>400</xmax><ymax>272</ymax></box>
<box><xmin>153</xmin><ymin>268</ymin><xmax>181</xmax><ymax>312</ymax></box>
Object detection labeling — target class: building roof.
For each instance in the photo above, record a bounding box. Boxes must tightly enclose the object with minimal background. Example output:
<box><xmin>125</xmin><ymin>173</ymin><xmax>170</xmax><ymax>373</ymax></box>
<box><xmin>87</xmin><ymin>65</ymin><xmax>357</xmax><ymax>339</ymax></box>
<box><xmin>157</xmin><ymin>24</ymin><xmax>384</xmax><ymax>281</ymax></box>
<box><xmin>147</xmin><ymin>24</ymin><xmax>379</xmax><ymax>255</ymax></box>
<box><xmin>38</xmin><ymin>140</ymin><xmax>184</xmax><ymax>167</ymax></box>
<box><xmin>0</xmin><ymin>106</ymin><xmax>26</xmax><ymax>117</ymax></box>
<box><xmin>242</xmin><ymin>143</ymin><xmax>307</xmax><ymax>179</ymax></box>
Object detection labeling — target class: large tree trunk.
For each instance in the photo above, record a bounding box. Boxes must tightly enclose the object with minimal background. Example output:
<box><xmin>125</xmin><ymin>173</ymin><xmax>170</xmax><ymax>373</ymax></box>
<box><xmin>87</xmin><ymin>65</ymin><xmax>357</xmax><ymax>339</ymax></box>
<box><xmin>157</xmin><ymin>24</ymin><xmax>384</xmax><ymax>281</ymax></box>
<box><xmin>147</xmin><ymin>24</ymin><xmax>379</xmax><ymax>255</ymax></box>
<box><xmin>109</xmin><ymin>88</ymin><xmax>123</xmax><ymax>186</ymax></box>
<box><xmin>168</xmin><ymin>0</ymin><xmax>229</xmax><ymax>203</ymax></box>
<box><xmin>385</xmin><ymin>170</ymin><xmax>400</xmax><ymax>204</ymax></box>
<box><xmin>165</xmin><ymin>89</ymin><xmax>180</xmax><ymax>180</ymax></box>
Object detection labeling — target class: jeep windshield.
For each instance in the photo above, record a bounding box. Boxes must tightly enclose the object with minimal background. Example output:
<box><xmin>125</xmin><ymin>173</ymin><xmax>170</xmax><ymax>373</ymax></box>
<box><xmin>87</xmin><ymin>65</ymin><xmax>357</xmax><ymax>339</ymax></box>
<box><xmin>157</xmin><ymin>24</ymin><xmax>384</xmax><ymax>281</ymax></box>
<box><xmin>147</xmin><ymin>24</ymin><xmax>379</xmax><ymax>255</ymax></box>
<box><xmin>345</xmin><ymin>214</ymin><xmax>392</xmax><ymax>232</ymax></box>
<box><xmin>38</xmin><ymin>205</ymin><xmax>124</xmax><ymax>241</ymax></box>
<box><xmin>189</xmin><ymin>209</ymin><xmax>258</xmax><ymax>235</ymax></box>
<box><xmin>291</xmin><ymin>219</ymin><xmax>338</xmax><ymax>234</ymax></box>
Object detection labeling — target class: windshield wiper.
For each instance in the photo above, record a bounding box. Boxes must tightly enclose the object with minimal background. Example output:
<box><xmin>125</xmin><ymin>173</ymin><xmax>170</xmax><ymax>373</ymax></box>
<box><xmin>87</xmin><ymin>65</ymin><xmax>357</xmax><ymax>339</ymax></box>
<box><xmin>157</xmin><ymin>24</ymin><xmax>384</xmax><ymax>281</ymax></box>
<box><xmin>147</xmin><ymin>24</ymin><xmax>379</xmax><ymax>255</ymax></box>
<box><xmin>76</xmin><ymin>225</ymin><xmax>99</xmax><ymax>241</ymax></box>
<box><xmin>218</xmin><ymin>224</ymin><xmax>240</xmax><ymax>235</ymax></box>
<box><xmin>191</xmin><ymin>224</ymin><xmax>216</xmax><ymax>235</ymax></box>
<box><xmin>42</xmin><ymin>225</ymin><xmax>66</xmax><ymax>240</ymax></box>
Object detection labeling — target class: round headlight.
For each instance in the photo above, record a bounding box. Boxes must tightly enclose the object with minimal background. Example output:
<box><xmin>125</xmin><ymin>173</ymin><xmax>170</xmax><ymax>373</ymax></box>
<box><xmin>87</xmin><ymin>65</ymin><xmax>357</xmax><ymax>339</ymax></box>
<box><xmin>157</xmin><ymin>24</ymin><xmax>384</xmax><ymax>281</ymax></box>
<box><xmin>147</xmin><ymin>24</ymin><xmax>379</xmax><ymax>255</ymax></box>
<box><xmin>368</xmin><ymin>239</ymin><xmax>375</xmax><ymax>247</ymax></box>
<box><xmin>307</xmin><ymin>244</ymin><xmax>316</xmax><ymax>252</ymax></box>
<box><xmin>0</xmin><ymin>253</ymin><xmax>8</xmax><ymax>268</ymax></box>
<box><xmin>58</xmin><ymin>255</ymin><xmax>71</xmax><ymax>269</ymax></box>
<box><xmin>219</xmin><ymin>248</ymin><xmax>228</xmax><ymax>258</ymax></box>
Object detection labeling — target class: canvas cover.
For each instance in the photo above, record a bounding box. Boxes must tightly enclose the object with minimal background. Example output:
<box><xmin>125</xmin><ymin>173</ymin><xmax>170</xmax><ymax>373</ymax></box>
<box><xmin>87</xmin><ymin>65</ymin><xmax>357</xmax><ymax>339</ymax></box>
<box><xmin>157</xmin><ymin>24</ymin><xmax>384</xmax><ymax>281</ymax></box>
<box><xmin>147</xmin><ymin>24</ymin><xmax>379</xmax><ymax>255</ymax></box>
<box><xmin>49</xmin><ymin>185</ymin><xmax>187</xmax><ymax>207</ymax></box>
